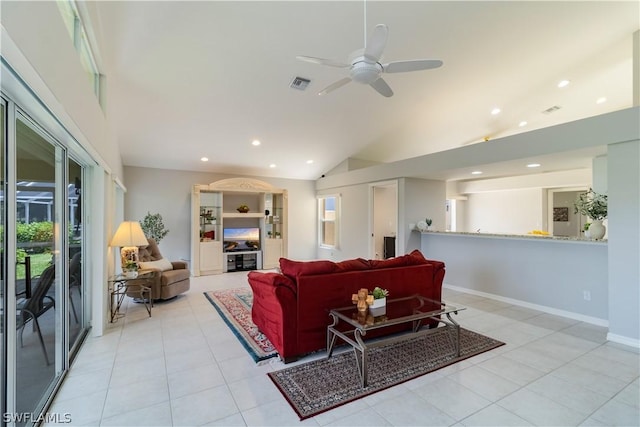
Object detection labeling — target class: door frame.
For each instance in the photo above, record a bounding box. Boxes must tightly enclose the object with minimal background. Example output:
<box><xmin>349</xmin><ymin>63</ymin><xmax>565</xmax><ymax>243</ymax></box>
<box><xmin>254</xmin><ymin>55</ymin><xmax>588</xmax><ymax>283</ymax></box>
<box><xmin>369</xmin><ymin>180</ymin><xmax>399</xmax><ymax>259</ymax></box>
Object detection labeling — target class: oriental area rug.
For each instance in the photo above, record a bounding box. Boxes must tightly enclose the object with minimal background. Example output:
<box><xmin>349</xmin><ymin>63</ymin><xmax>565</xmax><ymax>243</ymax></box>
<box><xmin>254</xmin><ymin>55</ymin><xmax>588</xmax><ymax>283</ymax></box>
<box><xmin>268</xmin><ymin>328</ymin><xmax>505</xmax><ymax>420</ymax></box>
<box><xmin>204</xmin><ymin>288</ymin><xmax>278</xmax><ymax>362</ymax></box>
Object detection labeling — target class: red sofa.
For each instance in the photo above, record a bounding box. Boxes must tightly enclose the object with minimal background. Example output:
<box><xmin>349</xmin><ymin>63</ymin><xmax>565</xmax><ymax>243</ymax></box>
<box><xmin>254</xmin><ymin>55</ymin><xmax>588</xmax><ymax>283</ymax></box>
<box><xmin>247</xmin><ymin>250</ymin><xmax>445</xmax><ymax>362</ymax></box>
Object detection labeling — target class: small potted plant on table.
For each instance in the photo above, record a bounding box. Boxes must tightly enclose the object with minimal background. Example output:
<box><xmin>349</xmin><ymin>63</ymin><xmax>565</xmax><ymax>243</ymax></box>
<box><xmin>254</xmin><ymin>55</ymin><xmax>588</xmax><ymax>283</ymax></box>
<box><xmin>123</xmin><ymin>260</ymin><xmax>139</xmax><ymax>278</ymax></box>
<box><xmin>369</xmin><ymin>286</ymin><xmax>388</xmax><ymax>316</ymax></box>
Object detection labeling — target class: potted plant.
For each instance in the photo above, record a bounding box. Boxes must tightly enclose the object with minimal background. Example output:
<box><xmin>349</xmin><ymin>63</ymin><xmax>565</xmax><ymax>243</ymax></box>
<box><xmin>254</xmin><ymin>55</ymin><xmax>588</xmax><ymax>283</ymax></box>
<box><xmin>369</xmin><ymin>286</ymin><xmax>389</xmax><ymax>316</ymax></box>
<box><xmin>140</xmin><ymin>212</ymin><xmax>169</xmax><ymax>243</ymax></box>
<box><xmin>274</xmin><ymin>231</ymin><xmax>281</xmax><ymax>239</ymax></box>
<box><xmin>267</xmin><ymin>231</ymin><xmax>273</xmax><ymax>238</ymax></box>
<box><xmin>123</xmin><ymin>260</ymin><xmax>139</xmax><ymax>278</ymax></box>
<box><xmin>574</xmin><ymin>189</ymin><xmax>607</xmax><ymax>239</ymax></box>
<box><xmin>425</xmin><ymin>218</ymin><xmax>433</xmax><ymax>230</ymax></box>
<box><xmin>583</xmin><ymin>222</ymin><xmax>591</xmax><ymax>239</ymax></box>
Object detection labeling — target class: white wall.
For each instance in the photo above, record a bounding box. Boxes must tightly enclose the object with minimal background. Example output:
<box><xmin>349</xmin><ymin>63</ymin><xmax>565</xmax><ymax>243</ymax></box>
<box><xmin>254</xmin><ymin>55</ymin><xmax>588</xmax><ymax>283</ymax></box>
<box><xmin>1</xmin><ymin>1</ymin><xmax>123</xmax><ymax>179</ymax></box>
<box><xmin>607</xmin><ymin>140</ymin><xmax>640</xmax><ymax>344</ymax></box>
<box><xmin>463</xmin><ymin>188</ymin><xmax>544</xmax><ymax>234</ymax></box>
<box><xmin>123</xmin><ymin>167</ymin><xmax>317</xmax><ymax>262</ymax></box>
<box><xmin>317</xmin><ymin>183</ymin><xmax>370</xmax><ymax>261</ymax></box>
<box><xmin>421</xmin><ymin>233</ymin><xmax>609</xmax><ymax>323</ymax></box>
<box><xmin>401</xmin><ymin>178</ymin><xmax>446</xmax><ymax>253</ymax></box>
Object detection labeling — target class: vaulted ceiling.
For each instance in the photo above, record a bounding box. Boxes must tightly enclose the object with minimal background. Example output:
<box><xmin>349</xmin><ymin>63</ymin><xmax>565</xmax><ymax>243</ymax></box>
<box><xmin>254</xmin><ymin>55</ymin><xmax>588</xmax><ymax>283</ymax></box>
<box><xmin>95</xmin><ymin>1</ymin><xmax>639</xmax><ymax>181</ymax></box>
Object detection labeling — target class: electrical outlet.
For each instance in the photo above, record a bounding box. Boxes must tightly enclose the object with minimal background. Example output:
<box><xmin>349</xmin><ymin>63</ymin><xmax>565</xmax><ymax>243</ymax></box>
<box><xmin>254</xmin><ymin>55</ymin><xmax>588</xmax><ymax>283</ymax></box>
<box><xmin>583</xmin><ymin>290</ymin><xmax>591</xmax><ymax>301</ymax></box>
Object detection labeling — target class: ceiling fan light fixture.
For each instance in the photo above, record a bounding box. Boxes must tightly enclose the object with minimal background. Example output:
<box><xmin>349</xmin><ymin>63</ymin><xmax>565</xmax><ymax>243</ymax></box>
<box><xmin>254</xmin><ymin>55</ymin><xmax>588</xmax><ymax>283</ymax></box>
<box><xmin>350</xmin><ymin>61</ymin><xmax>382</xmax><ymax>84</ymax></box>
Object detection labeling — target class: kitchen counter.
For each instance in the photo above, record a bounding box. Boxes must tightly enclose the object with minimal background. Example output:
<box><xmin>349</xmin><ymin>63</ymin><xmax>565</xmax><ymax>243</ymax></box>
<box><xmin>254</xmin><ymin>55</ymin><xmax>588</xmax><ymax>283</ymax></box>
<box><xmin>416</xmin><ymin>230</ymin><xmax>606</xmax><ymax>244</ymax></box>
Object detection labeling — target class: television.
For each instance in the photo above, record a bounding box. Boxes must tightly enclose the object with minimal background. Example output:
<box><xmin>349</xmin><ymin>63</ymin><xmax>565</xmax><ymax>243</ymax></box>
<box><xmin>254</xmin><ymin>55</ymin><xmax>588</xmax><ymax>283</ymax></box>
<box><xmin>223</xmin><ymin>227</ymin><xmax>260</xmax><ymax>251</ymax></box>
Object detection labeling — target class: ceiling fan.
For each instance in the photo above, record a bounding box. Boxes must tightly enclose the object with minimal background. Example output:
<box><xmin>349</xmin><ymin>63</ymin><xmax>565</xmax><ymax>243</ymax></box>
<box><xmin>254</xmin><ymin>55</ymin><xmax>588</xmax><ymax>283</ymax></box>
<box><xmin>296</xmin><ymin>23</ymin><xmax>443</xmax><ymax>97</ymax></box>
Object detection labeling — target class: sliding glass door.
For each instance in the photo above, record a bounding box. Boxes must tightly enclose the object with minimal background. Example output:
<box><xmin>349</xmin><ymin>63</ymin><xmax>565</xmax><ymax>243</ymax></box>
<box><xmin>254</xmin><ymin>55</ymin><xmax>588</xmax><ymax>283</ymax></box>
<box><xmin>0</xmin><ymin>83</ymin><xmax>91</xmax><ymax>424</ymax></box>
<box><xmin>15</xmin><ymin>114</ymin><xmax>62</xmax><ymax>421</ymax></box>
<box><xmin>1</xmin><ymin>97</ymin><xmax>6</xmax><ymax>423</ymax></box>
<box><xmin>68</xmin><ymin>158</ymin><xmax>84</xmax><ymax>354</ymax></box>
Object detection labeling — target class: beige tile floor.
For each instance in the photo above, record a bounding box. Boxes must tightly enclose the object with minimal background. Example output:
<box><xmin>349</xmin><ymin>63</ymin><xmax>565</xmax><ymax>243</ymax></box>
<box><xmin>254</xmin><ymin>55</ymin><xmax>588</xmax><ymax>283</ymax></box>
<box><xmin>46</xmin><ymin>272</ymin><xmax>639</xmax><ymax>426</ymax></box>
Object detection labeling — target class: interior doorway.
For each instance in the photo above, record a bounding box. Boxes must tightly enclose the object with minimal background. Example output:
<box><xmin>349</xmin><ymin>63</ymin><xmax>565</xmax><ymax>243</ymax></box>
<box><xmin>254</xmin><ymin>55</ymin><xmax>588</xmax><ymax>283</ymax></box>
<box><xmin>370</xmin><ymin>181</ymin><xmax>398</xmax><ymax>259</ymax></box>
<box><xmin>548</xmin><ymin>187</ymin><xmax>588</xmax><ymax>237</ymax></box>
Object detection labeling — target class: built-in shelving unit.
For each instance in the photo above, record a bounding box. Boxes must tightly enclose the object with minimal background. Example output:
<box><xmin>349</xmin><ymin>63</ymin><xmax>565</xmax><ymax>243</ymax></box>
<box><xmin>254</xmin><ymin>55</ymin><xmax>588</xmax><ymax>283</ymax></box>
<box><xmin>191</xmin><ymin>178</ymin><xmax>287</xmax><ymax>276</ymax></box>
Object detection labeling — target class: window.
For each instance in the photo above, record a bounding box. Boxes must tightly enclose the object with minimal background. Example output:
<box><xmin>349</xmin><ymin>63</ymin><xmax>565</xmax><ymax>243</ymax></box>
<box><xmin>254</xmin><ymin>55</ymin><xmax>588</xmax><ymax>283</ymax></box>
<box><xmin>318</xmin><ymin>195</ymin><xmax>339</xmax><ymax>248</ymax></box>
<box><xmin>57</xmin><ymin>0</ymin><xmax>101</xmax><ymax>98</ymax></box>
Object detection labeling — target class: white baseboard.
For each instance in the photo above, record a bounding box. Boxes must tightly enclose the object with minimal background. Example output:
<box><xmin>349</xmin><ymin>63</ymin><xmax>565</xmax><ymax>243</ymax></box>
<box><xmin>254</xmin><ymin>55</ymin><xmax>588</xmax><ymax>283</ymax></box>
<box><xmin>606</xmin><ymin>333</ymin><xmax>640</xmax><ymax>349</ymax></box>
<box><xmin>443</xmin><ymin>283</ymin><xmax>609</xmax><ymax>327</ymax></box>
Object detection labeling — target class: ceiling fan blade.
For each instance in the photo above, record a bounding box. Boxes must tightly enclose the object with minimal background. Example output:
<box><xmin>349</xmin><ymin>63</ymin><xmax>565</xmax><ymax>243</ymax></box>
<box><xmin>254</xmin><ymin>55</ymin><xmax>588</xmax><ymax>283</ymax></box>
<box><xmin>370</xmin><ymin>77</ymin><xmax>393</xmax><ymax>97</ymax></box>
<box><xmin>318</xmin><ymin>77</ymin><xmax>352</xmax><ymax>96</ymax></box>
<box><xmin>383</xmin><ymin>59</ymin><xmax>443</xmax><ymax>73</ymax></box>
<box><xmin>296</xmin><ymin>55</ymin><xmax>349</xmax><ymax>68</ymax></box>
<box><xmin>363</xmin><ymin>24</ymin><xmax>388</xmax><ymax>62</ymax></box>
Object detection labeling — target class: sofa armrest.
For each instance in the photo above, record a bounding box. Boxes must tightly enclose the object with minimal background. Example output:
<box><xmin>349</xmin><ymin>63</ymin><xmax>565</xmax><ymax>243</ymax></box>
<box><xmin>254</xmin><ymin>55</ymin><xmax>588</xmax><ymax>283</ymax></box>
<box><xmin>171</xmin><ymin>260</ymin><xmax>188</xmax><ymax>270</ymax></box>
<box><xmin>247</xmin><ymin>271</ymin><xmax>297</xmax><ymax>359</ymax></box>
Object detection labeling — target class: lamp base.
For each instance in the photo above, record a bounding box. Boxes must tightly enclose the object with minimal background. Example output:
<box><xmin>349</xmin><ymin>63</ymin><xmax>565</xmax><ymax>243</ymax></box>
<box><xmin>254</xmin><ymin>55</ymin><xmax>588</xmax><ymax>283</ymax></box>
<box><xmin>120</xmin><ymin>246</ymin><xmax>140</xmax><ymax>267</ymax></box>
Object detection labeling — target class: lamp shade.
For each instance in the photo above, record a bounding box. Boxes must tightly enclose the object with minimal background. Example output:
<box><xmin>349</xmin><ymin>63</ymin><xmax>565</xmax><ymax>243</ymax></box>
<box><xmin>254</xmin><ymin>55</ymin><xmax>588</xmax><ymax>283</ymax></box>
<box><xmin>110</xmin><ymin>221</ymin><xmax>148</xmax><ymax>247</ymax></box>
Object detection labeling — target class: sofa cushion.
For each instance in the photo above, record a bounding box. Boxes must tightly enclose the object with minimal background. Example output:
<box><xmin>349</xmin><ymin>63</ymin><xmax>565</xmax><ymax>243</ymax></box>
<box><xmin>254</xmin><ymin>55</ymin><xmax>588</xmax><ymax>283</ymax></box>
<box><xmin>279</xmin><ymin>258</ymin><xmax>337</xmax><ymax>278</ymax></box>
<box><xmin>407</xmin><ymin>249</ymin><xmax>428</xmax><ymax>265</ymax></box>
<box><xmin>138</xmin><ymin>238</ymin><xmax>163</xmax><ymax>261</ymax></box>
<box><xmin>139</xmin><ymin>257</ymin><xmax>174</xmax><ymax>271</ymax></box>
<box><xmin>369</xmin><ymin>256</ymin><xmax>408</xmax><ymax>269</ymax></box>
<box><xmin>335</xmin><ymin>258</ymin><xmax>370</xmax><ymax>272</ymax></box>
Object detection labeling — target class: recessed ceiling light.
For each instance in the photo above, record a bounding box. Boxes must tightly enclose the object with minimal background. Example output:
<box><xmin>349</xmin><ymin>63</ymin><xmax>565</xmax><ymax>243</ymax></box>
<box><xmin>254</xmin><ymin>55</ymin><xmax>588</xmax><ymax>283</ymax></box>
<box><xmin>306</xmin><ymin>160</ymin><xmax>314</xmax><ymax>164</ymax></box>
<box><xmin>471</xmin><ymin>171</ymin><xmax>483</xmax><ymax>175</ymax></box>
<box><xmin>519</xmin><ymin>121</ymin><xmax>528</xmax><ymax>127</ymax></box>
<box><xmin>491</xmin><ymin>108</ymin><xmax>501</xmax><ymax>115</ymax></box>
<box><xmin>596</xmin><ymin>97</ymin><xmax>607</xmax><ymax>104</ymax></box>
<box><xmin>269</xmin><ymin>164</ymin><xmax>276</xmax><ymax>168</ymax></box>
<box><xmin>200</xmin><ymin>157</ymin><xmax>209</xmax><ymax>162</ymax></box>
<box><xmin>252</xmin><ymin>140</ymin><xmax>261</xmax><ymax>146</ymax></box>
<box><xmin>557</xmin><ymin>80</ymin><xmax>570</xmax><ymax>88</ymax></box>
<box><xmin>527</xmin><ymin>163</ymin><xmax>541</xmax><ymax>168</ymax></box>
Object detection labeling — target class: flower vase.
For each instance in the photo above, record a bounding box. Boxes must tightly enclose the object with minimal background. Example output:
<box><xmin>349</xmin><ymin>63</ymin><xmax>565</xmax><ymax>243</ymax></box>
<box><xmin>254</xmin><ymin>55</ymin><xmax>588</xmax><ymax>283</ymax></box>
<box><xmin>369</xmin><ymin>297</ymin><xmax>386</xmax><ymax>317</ymax></box>
<box><xmin>589</xmin><ymin>220</ymin><xmax>606</xmax><ymax>240</ymax></box>
<box><xmin>123</xmin><ymin>270</ymin><xmax>138</xmax><ymax>279</ymax></box>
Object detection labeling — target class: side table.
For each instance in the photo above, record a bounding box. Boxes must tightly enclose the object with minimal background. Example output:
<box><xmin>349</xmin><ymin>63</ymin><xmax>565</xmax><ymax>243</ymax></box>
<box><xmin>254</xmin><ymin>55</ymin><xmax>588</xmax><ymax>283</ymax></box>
<box><xmin>108</xmin><ymin>270</ymin><xmax>155</xmax><ymax>322</ymax></box>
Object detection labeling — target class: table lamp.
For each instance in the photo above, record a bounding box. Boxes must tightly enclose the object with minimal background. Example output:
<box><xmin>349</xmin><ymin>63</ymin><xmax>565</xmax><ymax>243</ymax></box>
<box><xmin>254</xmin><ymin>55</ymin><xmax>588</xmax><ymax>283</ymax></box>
<box><xmin>110</xmin><ymin>221</ymin><xmax>148</xmax><ymax>267</ymax></box>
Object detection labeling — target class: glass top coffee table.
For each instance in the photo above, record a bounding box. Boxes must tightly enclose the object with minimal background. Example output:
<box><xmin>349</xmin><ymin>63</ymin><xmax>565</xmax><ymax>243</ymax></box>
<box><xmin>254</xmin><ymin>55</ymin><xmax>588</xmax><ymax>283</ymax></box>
<box><xmin>327</xmin><ymin>295</ymin><xmax>465</xmax><ymax>388</ymax></box>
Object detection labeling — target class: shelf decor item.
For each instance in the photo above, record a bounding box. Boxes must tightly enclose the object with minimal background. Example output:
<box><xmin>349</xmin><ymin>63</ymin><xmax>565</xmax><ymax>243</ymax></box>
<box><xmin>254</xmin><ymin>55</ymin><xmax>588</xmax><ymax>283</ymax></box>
<box><xmin>425</xmin><ymin>218</ymin><xmax>433</xmax><ymax>230</ymax></box>
<box><xmin>237</xmin><ymin>204</ymin><xmax>250</xmax><ymax>213</ymax></box>
<box><xmin>574</xmin><ymin>189</ymin><xmax>607</xmax><ymax>239</ymax></box>
<box><xmin>352</xmin><ymin>288</ymin><xmax>374</xmax><ymax>313</ymax></box>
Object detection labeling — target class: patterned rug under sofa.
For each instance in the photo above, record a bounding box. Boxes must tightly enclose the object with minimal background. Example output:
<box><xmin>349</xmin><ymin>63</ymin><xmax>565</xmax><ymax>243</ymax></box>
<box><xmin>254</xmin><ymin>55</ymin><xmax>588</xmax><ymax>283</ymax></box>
<box><xmin>268</xmin><ymin>327</ymin><xmax>505</xmax><ymax>420</ymax></box>
<box><xmin>204</xmin><ymin>288</ymin><xmax>278</xmax><ymax>362</ymax></box>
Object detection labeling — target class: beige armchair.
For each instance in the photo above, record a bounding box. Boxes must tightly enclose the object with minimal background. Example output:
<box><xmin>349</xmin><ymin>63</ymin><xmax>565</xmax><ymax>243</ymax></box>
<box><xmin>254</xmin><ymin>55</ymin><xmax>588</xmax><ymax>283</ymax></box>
<box><xmin>127</xmin><ymin>238</ymin><xmax>190</xmax><ymax>300</ymax></box>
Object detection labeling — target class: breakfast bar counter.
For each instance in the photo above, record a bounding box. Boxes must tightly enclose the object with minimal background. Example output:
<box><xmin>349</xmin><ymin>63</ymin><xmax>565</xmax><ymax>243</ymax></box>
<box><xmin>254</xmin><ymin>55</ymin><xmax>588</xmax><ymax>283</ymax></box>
<box><xmin>417</xmin><ymin>230</ymin><xmax>608</xmax><ymax>324</ymax></box>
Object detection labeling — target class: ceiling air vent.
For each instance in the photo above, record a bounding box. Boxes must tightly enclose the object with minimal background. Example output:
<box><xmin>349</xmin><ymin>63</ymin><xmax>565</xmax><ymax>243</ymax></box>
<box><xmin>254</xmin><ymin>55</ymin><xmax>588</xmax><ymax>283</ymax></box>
<box><xmin>542</xmin><ymin>105</ymin><xmax>562</xmax><ymax>114</ymax></box>
<box><xmin>290</xmin><ymin>76</ymin><xmax>311</xmax><ymax>91</ymax></box>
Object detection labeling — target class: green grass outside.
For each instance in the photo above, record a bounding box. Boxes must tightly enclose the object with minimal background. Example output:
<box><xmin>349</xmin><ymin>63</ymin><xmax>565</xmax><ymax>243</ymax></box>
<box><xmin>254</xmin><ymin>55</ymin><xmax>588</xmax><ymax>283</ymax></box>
<box><xmin>17</xmin><ymin>253</ymin><xmax>53</xmax><ymax>279</ymax></box>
